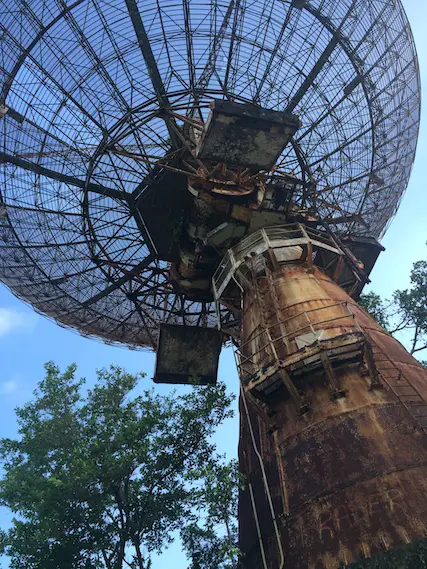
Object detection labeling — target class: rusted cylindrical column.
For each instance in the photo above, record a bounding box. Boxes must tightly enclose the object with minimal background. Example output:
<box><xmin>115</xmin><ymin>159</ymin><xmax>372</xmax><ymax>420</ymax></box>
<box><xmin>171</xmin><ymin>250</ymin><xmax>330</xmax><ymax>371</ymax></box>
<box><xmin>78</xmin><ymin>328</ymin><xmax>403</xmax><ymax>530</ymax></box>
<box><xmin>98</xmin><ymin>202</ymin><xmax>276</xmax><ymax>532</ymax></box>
<box><xmin>239</xmin><ymin>264</ymin><xmax>427</xmax><ymax>569</ymax></box>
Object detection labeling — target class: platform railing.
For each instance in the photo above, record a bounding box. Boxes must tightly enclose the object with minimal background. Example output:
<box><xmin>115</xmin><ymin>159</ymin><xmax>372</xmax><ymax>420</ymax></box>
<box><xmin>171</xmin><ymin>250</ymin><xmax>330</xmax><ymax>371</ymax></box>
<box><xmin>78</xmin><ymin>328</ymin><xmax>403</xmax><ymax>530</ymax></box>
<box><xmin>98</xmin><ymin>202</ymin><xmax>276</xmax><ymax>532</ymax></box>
<box><xmin>212</xmin><ymin>223</ymin><xmax>342</xmax><ymax>301</ymax></box>
<box><xmin>236</xmin><ymin>301</ymin><xmax>363</xmax><ymax>379</ymax></box>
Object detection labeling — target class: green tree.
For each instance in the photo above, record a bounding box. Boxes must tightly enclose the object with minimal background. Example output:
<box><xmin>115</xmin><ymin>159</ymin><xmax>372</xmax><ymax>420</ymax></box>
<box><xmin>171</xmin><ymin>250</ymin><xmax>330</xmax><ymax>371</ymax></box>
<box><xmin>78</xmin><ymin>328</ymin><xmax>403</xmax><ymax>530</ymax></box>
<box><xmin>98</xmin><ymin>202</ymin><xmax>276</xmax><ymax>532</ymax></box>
<box><xmin>181</xmin><ymin>460</ymin><xmax>240</xmax><ymax>569</ymax></box>
<box><xmin>359</xmin><ymin>256</ymin><xmax>427</xmax><ymax>363</ymax></box>
<box><xmin>0</xmin><ymin>363</ymin><xmax>235</xmax><ymax>569</ymax></box>
<box><xmin>357</xmin><ymin>292</ymin><xmax>391</xmax><ymax>331</ymax></box>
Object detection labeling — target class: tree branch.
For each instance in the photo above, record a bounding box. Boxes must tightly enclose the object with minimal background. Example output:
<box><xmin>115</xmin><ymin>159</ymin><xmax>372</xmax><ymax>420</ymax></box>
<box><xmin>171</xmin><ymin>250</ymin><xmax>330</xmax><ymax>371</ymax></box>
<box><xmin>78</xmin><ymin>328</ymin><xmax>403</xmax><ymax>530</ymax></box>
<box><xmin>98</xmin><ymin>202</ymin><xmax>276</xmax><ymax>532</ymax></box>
<box><xmin>389</xmin><ymin>318</ymin><xmax>413</xmax><ymax>334</ymax></box>
<box><xmin>222</xmin><ymin>507</ymin><xmax>236</xmax><ymax>566</ymax></box>
<box><xmin>102</xmin><ymin>549</ymin><xmax>113</xmax><ymax>569</ymax></box>
<box><xmin>410</xmin><ymin>326</ymin><xmax>420</xmax><ymax>355</ymax></box>
<box><xmin>411</xmin><ymin>343</ymin><xmax>427</xmax><ymax>355</ymax></box>
<box><xmin>133</xmin><ymin>539</ymin><xmax>146</xmax><ymax>569</ymax></box>
<box><xmin>112</xmin><ymin>486</ymin><xmax>128</xmax><ymax>568</ymax></box>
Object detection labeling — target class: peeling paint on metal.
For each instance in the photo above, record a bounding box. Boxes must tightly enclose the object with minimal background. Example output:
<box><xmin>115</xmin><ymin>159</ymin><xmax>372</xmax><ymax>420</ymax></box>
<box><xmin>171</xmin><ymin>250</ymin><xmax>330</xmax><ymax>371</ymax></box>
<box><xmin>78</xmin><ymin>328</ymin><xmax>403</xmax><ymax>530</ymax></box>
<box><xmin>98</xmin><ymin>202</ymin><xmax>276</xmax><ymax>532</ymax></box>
<box><xmin>239</xmin><ymin>265</ymin><xmax>427</xmax><ymax>569</ymax></box>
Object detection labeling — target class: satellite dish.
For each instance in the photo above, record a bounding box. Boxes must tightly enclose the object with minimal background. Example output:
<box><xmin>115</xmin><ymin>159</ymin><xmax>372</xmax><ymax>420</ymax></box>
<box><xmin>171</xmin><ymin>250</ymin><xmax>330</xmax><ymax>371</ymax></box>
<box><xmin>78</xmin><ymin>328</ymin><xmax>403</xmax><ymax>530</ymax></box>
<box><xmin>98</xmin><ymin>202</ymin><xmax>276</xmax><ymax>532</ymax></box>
<box><xmin>0</xmin><ymin>0</ymin><xmax>420</xmax><ymax>352</ymax></box>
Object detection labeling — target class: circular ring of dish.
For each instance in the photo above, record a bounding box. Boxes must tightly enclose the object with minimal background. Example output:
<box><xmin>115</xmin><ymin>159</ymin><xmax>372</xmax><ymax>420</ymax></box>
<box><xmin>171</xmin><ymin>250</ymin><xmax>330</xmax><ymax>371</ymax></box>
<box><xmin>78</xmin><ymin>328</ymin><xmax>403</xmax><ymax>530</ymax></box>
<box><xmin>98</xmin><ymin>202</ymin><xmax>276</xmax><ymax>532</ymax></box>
<box><xmin>0</xmin><ymin>0</ymin><xmax>420</xmax><ymax>349</ymax></box>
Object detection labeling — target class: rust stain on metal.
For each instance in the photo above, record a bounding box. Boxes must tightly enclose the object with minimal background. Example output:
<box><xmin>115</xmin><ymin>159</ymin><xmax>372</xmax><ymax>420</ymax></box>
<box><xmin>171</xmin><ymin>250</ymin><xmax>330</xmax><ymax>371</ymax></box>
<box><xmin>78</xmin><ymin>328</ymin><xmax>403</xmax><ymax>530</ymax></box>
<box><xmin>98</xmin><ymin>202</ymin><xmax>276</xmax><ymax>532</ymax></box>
<box><xmin>239</xmin><ymin>264</ymin><xmax>427</xmax><ymax>569</ymax></box>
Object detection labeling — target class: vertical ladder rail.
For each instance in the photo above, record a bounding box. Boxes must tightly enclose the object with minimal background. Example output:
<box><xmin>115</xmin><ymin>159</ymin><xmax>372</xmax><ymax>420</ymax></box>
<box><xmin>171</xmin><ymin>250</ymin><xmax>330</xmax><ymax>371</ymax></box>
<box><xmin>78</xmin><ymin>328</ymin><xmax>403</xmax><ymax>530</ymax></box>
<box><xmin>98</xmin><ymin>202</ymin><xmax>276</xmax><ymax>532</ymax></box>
<box><xmin>369</xmin><ymin>337</ymin><xmax>427</xmax><ymax>434</ymax></box>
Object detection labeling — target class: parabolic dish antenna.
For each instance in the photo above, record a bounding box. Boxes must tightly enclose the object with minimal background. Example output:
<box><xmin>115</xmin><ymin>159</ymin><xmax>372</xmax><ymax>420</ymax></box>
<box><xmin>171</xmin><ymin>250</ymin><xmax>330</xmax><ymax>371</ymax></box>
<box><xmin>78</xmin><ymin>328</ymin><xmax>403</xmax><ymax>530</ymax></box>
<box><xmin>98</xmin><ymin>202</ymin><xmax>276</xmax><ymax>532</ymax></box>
<box><xmin>0</xmin><ymin>0</ymin><xmax>420</xmax><ymax>349</ymax></box>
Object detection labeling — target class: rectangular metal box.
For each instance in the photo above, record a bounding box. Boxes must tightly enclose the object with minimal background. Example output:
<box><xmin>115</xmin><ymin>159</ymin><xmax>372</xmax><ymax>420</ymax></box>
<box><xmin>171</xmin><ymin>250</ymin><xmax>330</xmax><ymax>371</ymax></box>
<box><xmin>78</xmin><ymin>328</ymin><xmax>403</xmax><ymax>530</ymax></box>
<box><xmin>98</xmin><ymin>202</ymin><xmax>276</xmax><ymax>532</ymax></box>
<box><xmin>154</xmin><ymin>323</ymin><xmax>222</xmax><ymax>385</ymax></box>
<box><xmin>196</xmin><ymin>100</ymin><xmax>301</xmax><ymax>170</ymax></box>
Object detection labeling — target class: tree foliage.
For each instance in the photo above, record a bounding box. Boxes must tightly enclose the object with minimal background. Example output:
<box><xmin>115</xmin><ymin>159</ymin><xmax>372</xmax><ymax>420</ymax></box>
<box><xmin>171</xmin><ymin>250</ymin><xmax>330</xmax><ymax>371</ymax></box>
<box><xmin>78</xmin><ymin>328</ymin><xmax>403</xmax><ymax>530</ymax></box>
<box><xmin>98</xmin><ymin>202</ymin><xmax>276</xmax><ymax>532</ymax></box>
<box><xmin>0</xmin><ymin>363</ymin><xmax>236</xmax><ymax>569</ymax></box>
<box><xmin>359</xmin><ymin>255</ymin><xmax>427</xmax><ymax>362</ymax></box>
<box><xmin>180</xmin><ymin>460</ymin><xmax>240</xmax><ymax>569</ymax></box>
<box><xmin>357</xmin><ymin>292</ymin><xmax>390</xmax><ymax>331</ymax></box>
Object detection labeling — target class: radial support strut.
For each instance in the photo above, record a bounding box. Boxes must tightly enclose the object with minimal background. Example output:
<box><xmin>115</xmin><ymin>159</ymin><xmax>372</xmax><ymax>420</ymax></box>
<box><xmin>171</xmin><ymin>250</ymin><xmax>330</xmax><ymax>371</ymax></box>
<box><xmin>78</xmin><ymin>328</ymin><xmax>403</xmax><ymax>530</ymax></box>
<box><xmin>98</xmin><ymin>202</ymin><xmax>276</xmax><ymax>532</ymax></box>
<box><xmin>0</xmin><ymin>152</ymin><xmax>126</xmax><ymax>201</ymax></box>
<box><xmin>124</xmin><ymin>0</ymin><xmax>180</xmax><ymax>149</ymax></box>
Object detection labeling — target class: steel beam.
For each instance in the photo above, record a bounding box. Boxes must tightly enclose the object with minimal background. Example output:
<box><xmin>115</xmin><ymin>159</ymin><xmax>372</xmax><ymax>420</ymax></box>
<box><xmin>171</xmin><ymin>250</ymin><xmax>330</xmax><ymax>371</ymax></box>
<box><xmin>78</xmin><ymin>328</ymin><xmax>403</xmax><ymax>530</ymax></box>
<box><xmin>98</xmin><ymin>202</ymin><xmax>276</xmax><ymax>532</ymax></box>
<box><xmin>124</xmin><ymin>0</ymin><xmax>180</xmax><ymax>148</ymax></box>
<box><xmin>197</xmin><ymin>0</ymin><xmax>235</xmax><ymax>92</ymax></box>
<box><xmin>284</xmin><ymin>0</ymin><xmax>361</xmax><ymax>116</ymax></box>
<box><xmin>254</xmin><ymin>2</ymin><xmax>294</xmax><ymax>103</ymax></box>
<box><xmin>81</xmin><ymin>257</ymin><xmax>155</xmax><ymax>308</ymax></box>
<box><xmin>224</xmin><ymin>0</ymin><xmax>241</xmax><ymax>93</ymax></box>
<box><xmin>285</xmin><ymin>37</ymin><xmax>338</xmax><ymax>113</ymax></box>
<box><xmin>0</xmin><ymin>152</ymin><xmax>126</xmax><ymax>201</ymax></box>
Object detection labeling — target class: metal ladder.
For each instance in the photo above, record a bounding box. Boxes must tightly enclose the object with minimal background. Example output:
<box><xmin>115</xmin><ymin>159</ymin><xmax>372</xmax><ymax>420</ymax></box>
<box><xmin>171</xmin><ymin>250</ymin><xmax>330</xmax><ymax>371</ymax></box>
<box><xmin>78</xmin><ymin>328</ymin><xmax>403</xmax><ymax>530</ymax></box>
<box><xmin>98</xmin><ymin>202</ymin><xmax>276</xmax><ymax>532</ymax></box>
<box><xmin>370</xmin><ymin>338</ymin><xmax>427</xmax><ymax>434</ymax></box>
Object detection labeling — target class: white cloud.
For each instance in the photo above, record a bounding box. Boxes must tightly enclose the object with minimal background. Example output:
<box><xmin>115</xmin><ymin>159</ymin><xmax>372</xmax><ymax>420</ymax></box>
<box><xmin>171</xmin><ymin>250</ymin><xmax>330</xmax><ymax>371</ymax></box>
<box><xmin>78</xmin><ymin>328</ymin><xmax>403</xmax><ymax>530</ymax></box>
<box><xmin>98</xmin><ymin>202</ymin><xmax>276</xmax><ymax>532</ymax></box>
<box><xmin>0</xmin><ymin>307</ymin><xmax>37</xmax><ymax>336</ymax></box>
<box><xmin>0</xmin><ymin>379</ymin><xmax>18</xmax><ymax>395</ymax></box>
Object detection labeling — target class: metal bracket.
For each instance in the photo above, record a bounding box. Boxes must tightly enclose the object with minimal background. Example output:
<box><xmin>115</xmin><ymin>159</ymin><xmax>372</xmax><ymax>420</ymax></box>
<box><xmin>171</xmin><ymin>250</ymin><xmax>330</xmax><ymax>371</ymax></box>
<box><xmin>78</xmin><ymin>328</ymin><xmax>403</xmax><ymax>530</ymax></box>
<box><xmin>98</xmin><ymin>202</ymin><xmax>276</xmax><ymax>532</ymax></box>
<box><xmin>247</xmin><ymin>391</ymin><xmax>277</xmax><ymax>432</ymax></box>
<box><xmin>291</xmin><ymin>0</ymin><xmax>307</xmax><ymax>8</ymax></box>
<box><xmin>278</xmin><ymin>368</ymin><xmax>310</xmax><ymax>415</ymax></box>
<box><xmin>363</xmin><ymin>341</ymin><xmax>383</xmax><ymax>390</ymax></box>
<box><xmin>320</xmin><ymin>351</ymin><xmax>346</xmax><ymax>399</ymax></box>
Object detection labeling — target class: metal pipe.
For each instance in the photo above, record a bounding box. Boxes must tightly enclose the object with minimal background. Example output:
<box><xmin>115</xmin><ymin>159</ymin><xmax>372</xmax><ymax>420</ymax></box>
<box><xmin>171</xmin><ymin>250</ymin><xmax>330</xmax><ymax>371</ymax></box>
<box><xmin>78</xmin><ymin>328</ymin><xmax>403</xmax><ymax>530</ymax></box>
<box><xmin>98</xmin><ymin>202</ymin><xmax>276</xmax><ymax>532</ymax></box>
<box><xmin>240</xmin><ymin>379</ymin><xmax>285</xmax><ymax>569</ymax></box>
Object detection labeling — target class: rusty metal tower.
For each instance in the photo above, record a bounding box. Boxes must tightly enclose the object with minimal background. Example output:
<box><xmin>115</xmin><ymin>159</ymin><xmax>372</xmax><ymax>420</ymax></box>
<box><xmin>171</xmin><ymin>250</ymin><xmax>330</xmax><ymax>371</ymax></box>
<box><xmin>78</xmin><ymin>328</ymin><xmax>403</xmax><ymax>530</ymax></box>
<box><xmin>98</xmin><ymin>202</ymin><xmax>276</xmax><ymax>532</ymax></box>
<box><xmin>0</xmin><ymin>0</ymin><xmax>425</xmax><ymax>567</ymax></box>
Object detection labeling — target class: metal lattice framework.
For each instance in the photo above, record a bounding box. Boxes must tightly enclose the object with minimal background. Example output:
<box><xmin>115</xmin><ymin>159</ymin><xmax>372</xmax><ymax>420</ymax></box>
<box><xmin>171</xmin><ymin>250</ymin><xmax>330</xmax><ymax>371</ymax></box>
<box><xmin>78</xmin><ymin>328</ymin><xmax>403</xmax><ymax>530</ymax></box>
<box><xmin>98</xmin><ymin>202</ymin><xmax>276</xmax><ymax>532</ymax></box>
<box><xmin>0</xmin><ymin>0</ymin><xmax>420</xmax><ymax>349</ymax></box>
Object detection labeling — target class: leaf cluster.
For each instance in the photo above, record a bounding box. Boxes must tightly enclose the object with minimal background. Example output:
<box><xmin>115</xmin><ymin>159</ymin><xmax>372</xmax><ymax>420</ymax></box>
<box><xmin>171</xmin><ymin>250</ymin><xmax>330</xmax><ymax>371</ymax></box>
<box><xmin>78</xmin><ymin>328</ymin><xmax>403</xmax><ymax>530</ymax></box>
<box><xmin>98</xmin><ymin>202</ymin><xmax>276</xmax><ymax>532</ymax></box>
<box><xmin>180</xmin><ymin>460</ymin><xmax>242</xmax><ymax>569</ymax></box>
<box><xmin>357</xmin><ymin>292</ymin><xmax>391</xmax><ymax>331</ymax></box>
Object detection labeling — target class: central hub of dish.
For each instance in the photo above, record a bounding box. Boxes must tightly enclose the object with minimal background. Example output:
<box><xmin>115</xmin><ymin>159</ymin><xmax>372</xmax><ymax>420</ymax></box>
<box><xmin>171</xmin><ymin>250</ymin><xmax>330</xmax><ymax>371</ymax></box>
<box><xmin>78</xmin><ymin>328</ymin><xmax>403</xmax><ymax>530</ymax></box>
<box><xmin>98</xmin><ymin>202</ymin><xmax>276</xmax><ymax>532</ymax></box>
<box><xmin>166</xmin><ymin>101</ymin><xmax>302</xmax><ymax>299</ymax></box>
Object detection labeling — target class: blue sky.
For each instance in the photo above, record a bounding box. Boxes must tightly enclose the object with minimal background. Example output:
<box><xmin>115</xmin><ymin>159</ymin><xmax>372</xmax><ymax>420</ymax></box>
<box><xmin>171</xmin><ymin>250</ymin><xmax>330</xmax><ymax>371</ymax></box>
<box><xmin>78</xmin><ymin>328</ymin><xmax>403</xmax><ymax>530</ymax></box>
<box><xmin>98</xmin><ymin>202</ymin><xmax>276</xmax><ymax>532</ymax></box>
<box><xmin>1</xmin><ymin>1</ymin><xmax>427</xmax><ymax>567</ymax></box>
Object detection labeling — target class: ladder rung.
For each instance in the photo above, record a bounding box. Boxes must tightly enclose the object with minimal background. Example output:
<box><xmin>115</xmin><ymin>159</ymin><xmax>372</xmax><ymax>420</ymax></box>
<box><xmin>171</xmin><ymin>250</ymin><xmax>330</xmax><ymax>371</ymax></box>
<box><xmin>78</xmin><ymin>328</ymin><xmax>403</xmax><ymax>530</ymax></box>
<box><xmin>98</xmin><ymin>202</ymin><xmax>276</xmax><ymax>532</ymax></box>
<box><xmin>393</xmin><ymin>386</ymin><xmax>419</xmax><ymax>396</ymax></box>
<box><xmin>398</xmin><ymin>394</ymin><xmax>424</xmax><ymax>403</ymax></box>
<box><xmin>380</xmin><ymin>371</ymin><xmax>403</xmax><ymax>378</ymax></box>
<box><xmin>409</xmin><ymin>405</ymin><xmax>427</xmax><ymax>417</ymax></box>
<box><xmin>386</xmin><ymin>379</ymin><xmax>410</xmax><ymax>387</ymax></box>
<box><xmin>416</xmin><ymin>416</ymin><xmax>427</xmax><ymax>428</ymax></box>
<box><xmin>369</xmin><ymin>342</ymin><xmax>427</xmax><ymax>425</ymax></box>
